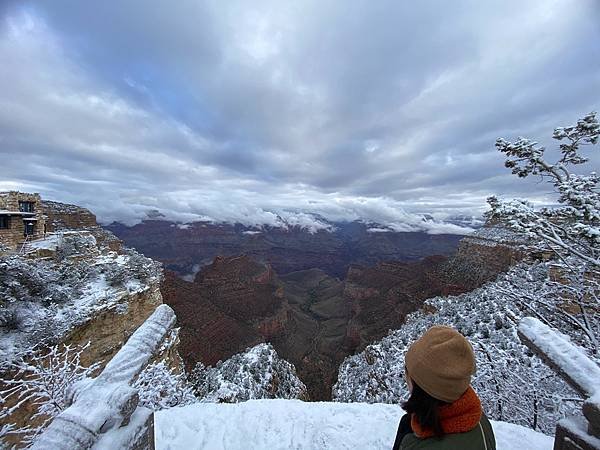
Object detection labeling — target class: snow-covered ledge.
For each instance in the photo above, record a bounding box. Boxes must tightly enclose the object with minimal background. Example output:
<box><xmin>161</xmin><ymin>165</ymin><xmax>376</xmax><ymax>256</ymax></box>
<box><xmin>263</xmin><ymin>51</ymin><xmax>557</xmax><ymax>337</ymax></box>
<box><xmin>518</xmin><ymin>317</ymin><xmax>600</xmax><ymax>450</ymax></box>
<box><xmin>30</xmin><ymin>304</ymin><xmax>176</xmax><ymax>450</ymax></box>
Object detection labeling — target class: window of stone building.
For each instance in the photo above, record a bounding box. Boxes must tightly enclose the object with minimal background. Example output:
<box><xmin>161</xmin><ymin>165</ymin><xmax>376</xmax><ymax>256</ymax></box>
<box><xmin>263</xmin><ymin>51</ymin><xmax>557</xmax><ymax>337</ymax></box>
<box><xmin>18</xmin><ymin>201</ymin><xmax>35</xmax><ymax>213</ymax></box>
<box><xmin>0</xmin><ymin>216</ymin><xmax>9</xmax><ymax>229</ymax></box>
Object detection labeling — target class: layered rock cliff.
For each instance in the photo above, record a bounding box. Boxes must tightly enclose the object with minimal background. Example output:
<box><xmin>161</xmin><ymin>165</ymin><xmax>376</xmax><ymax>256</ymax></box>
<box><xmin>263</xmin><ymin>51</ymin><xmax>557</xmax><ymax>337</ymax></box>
<box><xmin>161</xmin><ymin>251</ymin><xmax>486</xmax><ymax>400</ymax></box>
<box><xmin>0</xmin><ymin>229</ymin><xmax>180</xmax><ymax>442</ymax></box>
<box><xmin>442</xmin><ymin>225</ymin><xmax>526</xmax><ymax>289</ymax></box>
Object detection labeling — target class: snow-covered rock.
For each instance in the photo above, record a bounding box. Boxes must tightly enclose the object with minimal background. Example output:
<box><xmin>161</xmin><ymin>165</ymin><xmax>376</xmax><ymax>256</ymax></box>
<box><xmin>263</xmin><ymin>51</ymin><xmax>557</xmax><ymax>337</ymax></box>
<box><xmin>0</xmin><ymin>231</ymin><xmax>173</xmax><ymax>446</ymax></box>
<box><xmin>191</xmin><ymin>343</ymin><xmax>309</xmax><ymax>402</ymax></box>
<box><xmin>0</xmin><ymin>234</ymin><xmax>162</xmax><ymax>364</ymax></box>
<box><xmin>154</xmin><ymin>399</ymin><xmax>554</xmax><ymax>450</ymax></box>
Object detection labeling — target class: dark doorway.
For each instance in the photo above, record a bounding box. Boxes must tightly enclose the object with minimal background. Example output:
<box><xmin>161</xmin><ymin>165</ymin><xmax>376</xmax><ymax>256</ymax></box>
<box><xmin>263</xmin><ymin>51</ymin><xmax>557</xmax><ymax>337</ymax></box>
<box><xmin>24</xmin><ymin>222</ymin><xmax>35</xmax><ymax>236</ymax></box>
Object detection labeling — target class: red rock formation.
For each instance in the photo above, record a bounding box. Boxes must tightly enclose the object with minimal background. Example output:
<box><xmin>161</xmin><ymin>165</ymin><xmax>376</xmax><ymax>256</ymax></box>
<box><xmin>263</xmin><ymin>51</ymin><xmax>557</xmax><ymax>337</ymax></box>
<box><xmin>161</xmin><ymin>253</ymin><xmax>476</xmax><ymax>400</ymax></box>
<box><xmin>157</xmin><ymin>226</ymin><xmax>523</xmax><ymax>401</ymax></box>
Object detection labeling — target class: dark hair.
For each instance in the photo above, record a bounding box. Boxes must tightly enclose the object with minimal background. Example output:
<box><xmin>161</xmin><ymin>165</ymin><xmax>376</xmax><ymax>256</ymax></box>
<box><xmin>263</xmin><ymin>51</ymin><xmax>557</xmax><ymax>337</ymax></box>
<box><xmin>402</xmin><ymin>381</ymin><xmax>448</xmax><ymax>438</ymax></box>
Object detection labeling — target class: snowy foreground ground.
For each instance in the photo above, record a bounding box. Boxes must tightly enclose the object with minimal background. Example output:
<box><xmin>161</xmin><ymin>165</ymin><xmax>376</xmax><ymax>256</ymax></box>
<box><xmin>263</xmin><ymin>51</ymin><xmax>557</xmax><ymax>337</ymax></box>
<box><xmin>155</xmin><ymin>399</ymin><xmax>554</xmax><ymax>450</ymax></box>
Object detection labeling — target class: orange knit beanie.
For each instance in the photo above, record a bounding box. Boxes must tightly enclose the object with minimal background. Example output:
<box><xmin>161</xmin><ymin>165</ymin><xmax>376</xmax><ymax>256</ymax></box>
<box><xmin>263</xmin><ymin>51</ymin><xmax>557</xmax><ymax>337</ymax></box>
<box><xmin>405</xmin><ymin>325</ymin><xmax>476</xmax><ymax>403</ymax></box>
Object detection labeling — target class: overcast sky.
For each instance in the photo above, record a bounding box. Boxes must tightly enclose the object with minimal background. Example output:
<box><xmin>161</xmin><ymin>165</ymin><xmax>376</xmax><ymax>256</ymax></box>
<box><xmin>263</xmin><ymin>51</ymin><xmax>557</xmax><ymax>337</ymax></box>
<box><xmin>1</xmin><ymin>1</ymin><xmax>599</xmax><ymax>232</ymax></box>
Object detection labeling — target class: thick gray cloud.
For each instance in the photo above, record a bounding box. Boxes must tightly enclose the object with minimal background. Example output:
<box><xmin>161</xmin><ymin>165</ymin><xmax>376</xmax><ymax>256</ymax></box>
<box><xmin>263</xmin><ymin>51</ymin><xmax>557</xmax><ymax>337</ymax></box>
<box><xmin>0</xmin><ymin>0</ymin><xmax>599</xmax><ymax>231</ymax></box>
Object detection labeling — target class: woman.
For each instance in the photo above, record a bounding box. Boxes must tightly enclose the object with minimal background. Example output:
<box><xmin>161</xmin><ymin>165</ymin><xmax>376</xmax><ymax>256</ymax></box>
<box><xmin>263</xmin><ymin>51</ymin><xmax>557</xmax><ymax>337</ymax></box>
<box><xmin>392</xmin><ymin>325</ymin><xmax>496</xmax><ymax>449</ymax></box>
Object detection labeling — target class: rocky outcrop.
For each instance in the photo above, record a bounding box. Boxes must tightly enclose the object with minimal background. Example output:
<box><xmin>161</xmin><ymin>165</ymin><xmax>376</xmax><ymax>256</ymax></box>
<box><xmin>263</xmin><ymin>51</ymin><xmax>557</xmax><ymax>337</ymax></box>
<box><xmin>0</xmin><ymin>229</ymin><xmax>179</xmax><ymax>445</ymax></box>
<box><xmin>442</xmin><ymin>225</ymin><xmax>526</xmax><ymax>289</ymax></box>
<box><xmin>191</xmin><ymin>343</ymin><xmax>309</xmax><ymax>403</ymax></box>
<box><xmin>41</xmin><ymin>200</ymin><xmax>98</xmax><ymax>231</ymax></box>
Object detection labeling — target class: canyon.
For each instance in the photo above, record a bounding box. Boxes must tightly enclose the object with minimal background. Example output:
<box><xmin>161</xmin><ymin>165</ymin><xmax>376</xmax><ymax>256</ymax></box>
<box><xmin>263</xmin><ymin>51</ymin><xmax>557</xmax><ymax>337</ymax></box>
<box><xmin>110</xmin><ymin>220</ymin><xmax>521</xmax><ymax>400</ymax></box>
<box><xmin>105</xmin><ymin>220</ymin><xmax>464</xmax><ymax>278</ymax></box>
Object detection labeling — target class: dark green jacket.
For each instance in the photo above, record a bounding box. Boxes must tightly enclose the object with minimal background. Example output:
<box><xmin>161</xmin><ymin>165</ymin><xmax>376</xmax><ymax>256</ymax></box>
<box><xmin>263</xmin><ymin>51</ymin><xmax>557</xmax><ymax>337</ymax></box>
<box><xmin>397</xmin><ymin>414</ymin><xmax>496</xmax><ymax>450</ymax></box>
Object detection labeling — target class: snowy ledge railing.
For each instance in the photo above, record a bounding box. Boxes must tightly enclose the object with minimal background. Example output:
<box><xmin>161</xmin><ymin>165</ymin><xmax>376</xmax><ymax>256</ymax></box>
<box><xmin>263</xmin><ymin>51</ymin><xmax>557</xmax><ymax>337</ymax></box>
<box><xmin>518</xmin><ymin>317</ymin><xmax>600</xmax><ymax>450</ymax></box>
<box><xmin>30</xmin><ymin>304</ymin><xmax>176</xmax><ymax>450</ymax></box>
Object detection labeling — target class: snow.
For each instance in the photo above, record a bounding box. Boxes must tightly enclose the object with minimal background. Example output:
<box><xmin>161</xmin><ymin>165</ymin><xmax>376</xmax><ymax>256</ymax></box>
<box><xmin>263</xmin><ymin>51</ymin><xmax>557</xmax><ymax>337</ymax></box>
<box><xmin>491</xmin><ymin>420</ymin><xmax>554</xmax><ymax>450</ymax></box>
<box><xmin>28</xmin><ymin>234</ymin><xmax>60</xmax><ymax>250</ymax></box>
<box><xmin>100</xmin><ymin>304</ymin><xmax>176</xmax><ymax>383</ymax></box>
<box><xmin>242</xmin><ymin>230</ymin><xmax>262</xmax><ymax>235</ymax></box>
<box><xmin>30</xmin><ymin>305</ymin><xmax>176</xmax><ymax>450</ymax></box>
<box><xmin>557</xmin><ymin>416</ymin><xmax>600</xmax><ymax>449</ymax></box>
<box><xmin>519</xmin><ymin>317</ymin><xmax>600</xmax><ymax>396</ymax></box>
<box><xmin>462</xmin><ymin>225</ymin><xmax>527</xmax><ymax>247</ymax></box>
<box><xmin>93</xmin><ymin>407</ymin><xmax>152</xmax><ymax>450</ymax></box>
<box><xmin>154</xmin><ymin>399</ymin><xmax>554</xmax><ymax>450</ymax></box>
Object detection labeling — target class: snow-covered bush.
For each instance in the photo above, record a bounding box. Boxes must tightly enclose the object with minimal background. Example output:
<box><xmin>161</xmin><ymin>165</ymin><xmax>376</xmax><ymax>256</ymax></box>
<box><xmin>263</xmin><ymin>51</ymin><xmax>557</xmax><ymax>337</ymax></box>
<box><xmin>191</xmin><ymin>343</ymin><xmax>308</xmax><ymax>403</ymax></box>
<box><xmin>0</xmin><ymin>308</ymin><xmax>25</xmax><ymax>332</ymax></box>
<box><xmin>54</xmin><ymin>233</ymin><xmax>98</xmax><ymax>261</ymax></box>
<box><xmin>133</xmin><ymin>361</ymin><xmax>196</xmax><ymax>411</ymax></box>
<box><xmin>333</xmin><ymin>262</ymin><xmax>581</xmax><ymax>434</ymax></box>
<box><xmin>0</xmin><ymin>256</ymin><xmax>78</xmax><ymax>306</ymax></box>
<box><xmin>0</xmin><ymin>343</ymin><xmax>100</xmax><ymax>445</ymax></box>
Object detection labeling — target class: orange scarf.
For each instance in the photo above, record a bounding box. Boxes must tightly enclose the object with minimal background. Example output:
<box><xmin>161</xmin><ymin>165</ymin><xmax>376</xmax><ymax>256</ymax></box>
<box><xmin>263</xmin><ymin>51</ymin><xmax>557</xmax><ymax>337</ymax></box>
<box><xmin>411</xmin><ymin>386</ymin><xmax>482</xmax><ymax>439</ymax></box>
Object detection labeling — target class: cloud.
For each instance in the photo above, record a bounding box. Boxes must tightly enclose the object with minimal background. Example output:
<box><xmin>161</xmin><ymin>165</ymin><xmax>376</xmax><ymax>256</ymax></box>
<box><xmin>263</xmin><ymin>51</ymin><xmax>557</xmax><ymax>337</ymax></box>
<box><xmin>0</xmin><ymin>1</ymin><xmax>599</xmax><ymax>232</ymax></box>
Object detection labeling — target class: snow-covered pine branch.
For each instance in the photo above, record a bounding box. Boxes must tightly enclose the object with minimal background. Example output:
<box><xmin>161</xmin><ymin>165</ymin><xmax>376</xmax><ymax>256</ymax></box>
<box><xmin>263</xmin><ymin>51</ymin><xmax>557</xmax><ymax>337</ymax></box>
<box><xmin>488</xmin><ymin>112</ymin><xmax>600</xmax><ymax>267</ymax></box>
<box><xmin>0</xmin><ymin>343</ymin><xmax>100</xmax><ymax>444</ymax></box>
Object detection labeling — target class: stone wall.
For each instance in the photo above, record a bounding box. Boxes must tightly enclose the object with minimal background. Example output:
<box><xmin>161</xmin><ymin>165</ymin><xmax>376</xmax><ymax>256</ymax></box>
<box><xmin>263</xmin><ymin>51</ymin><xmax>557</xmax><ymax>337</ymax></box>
<box><xmin>41</xmin><ymin>200</ymin><xmax>98</xmax><ymax>232</ymax></box>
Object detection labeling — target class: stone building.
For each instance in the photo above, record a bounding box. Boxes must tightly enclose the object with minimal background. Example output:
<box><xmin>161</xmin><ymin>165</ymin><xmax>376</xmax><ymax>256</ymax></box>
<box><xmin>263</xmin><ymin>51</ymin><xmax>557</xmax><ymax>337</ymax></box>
<box><xmin>0</xmin><ymin>191</ymin><xmax>47</xmax><ymax>250</ymax></box>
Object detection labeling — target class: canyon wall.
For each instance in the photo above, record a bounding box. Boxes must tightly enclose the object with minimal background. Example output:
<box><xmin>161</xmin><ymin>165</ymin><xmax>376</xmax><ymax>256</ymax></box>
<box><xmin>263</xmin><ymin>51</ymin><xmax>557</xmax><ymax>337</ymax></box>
<box><xmin>161</xmin><ymin>253</ymin><xmax>475</xmax><ymax>400</ymax></box>
<box><xmin>159</xmin><ymin>224</ymin><xmax>524</xmax><ymax>401</ymax></box>
<box><xmin>106</xmin><ymin>220</ymin><xmax>464</xmax><ymax>278</ymax></box>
